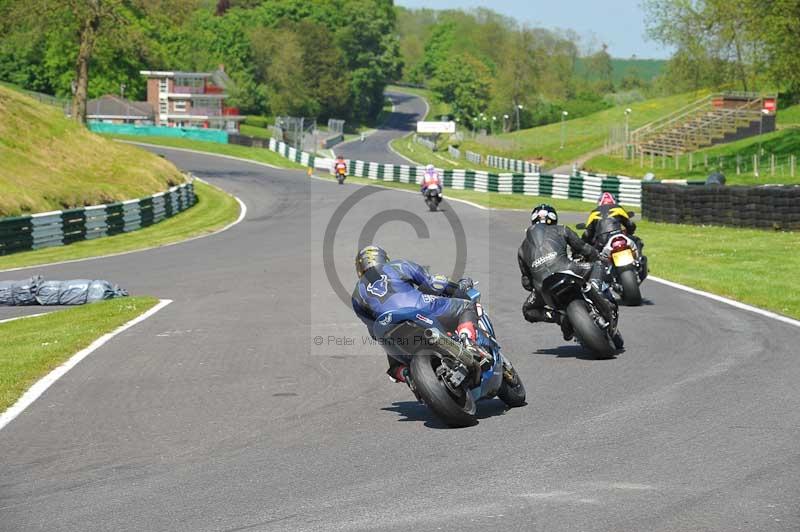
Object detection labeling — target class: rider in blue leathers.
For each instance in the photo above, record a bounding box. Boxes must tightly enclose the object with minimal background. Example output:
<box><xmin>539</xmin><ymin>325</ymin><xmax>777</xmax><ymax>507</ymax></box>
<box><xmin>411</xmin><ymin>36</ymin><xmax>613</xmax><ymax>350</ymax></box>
<box><xmin>352</xmin><ymin>245</ymin><xmax>482</xmax><ymax>383</ymax></box>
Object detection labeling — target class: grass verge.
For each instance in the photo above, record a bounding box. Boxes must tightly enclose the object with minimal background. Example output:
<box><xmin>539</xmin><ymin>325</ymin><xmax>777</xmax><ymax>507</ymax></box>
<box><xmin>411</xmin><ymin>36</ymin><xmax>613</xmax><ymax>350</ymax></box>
<box><xmin>0</xmin><ymin>86</ymin><xmax>184</xmax><ymax>217</ymax></box>
<box><xmin>627</xmin><ymin>221</ymin><xmax>799</xmax><ymax>319</ymax></box>
<box><xmin>390</xmin><ymin>135</ymin><xmax>507</xmax><ymax>173</ymax></box>
<box><xmin>105</xmin><ymin>134</ymin><xmax>305</xmax><ymax>170</ymax></box>
<box><xmin>0</xmin><ymin>180</ymin><xmax>240</xmax><ymax>271</ymax></box>
<box><xmin>0</xmin><ymin>296</ymin><xmax>158</xmax><ymax>412</ymax></box>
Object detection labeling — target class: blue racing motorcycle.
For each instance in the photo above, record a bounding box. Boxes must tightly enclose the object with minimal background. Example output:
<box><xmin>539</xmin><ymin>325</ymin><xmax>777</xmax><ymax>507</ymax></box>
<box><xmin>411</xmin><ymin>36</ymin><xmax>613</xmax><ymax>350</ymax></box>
<box><xmin>372</xmin><ymin>286</ymin><xmax>526</xmax><ymax>427</ymax></box>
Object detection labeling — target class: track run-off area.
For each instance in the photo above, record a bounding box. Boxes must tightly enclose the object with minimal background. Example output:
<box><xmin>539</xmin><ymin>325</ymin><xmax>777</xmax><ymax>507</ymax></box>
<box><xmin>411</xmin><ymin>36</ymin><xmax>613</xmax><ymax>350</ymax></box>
<box><xmin>1</xmin><ymin>92</ymin><xmax>799</xmax><ymax>532</ymax></box>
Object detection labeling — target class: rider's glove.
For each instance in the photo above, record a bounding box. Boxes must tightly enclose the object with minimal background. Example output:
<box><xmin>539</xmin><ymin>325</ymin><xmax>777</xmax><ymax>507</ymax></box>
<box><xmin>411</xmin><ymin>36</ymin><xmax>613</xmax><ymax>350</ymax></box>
<box><xmin>457</xmin><ymin>277</ymin><xmax>474</xmax><ymax>292</ymax></box>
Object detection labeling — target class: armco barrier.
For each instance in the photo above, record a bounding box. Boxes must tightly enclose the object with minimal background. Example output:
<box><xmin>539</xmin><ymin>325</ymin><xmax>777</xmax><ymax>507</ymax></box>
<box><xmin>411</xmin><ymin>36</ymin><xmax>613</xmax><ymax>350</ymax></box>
<box><xmin>448</xmin><ymin>146</ymin><xmax>461</xmax><ymax>159</ymax></box>
<box><xmin>0</xmin><ymin>181</ymin><xmax>196</xmax><ymax>256</ymax></box>
<box><xmin>486</xmin><ymin>155</ymin><xmax>538</xmax><ymax>173</ymax></box>
<box><xmin>642</xmin><ymin>183</ymin><xmax>800</xmax><ymax>230</ymax></box>
<box><xmin>465</xmin><ymin>150</ymin><xmax>482</xmax><ymax>165</ymax></box>
<box><xmin>255</xmin><ymin>137</ymin><xmax>643</xmax><ymax>206</ymax></box>
<box><xmin>414</xmin><ymin>135</ymin><xmax>436</xmax><ymax>150</ymax></box>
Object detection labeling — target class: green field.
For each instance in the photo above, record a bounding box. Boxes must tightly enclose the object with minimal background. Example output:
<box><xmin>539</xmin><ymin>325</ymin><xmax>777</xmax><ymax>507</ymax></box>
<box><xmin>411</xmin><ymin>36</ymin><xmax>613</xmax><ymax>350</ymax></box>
<box><xmin>778</xmin><ymin>103</ymin><xmax>800</xmax><ymax>127</ymax></box>
<box><xmin>460</xmin><ymin>90</ymin><xmax>711</xmax><ymax>167</ymax></box>
<box><xmin>0</xmin><ymin>180</ymin><xmax>240</xmax><ymax>271</ymax></box>
<box><xmin>0</xmin><ymin>86</ymin><xmax>185</xmax><ymax>217</ymax></box>
<box><xmin>389</xmin><ymin>135</ymin><xmax>510</xmax><ymax>173</ymax></box>
<box><xmin>239</xmin><ymin>124</ymin><xmax>272</xmax><ymax>139</ymax></box>
<box><xmin>0</xmin><ymin>297</ymin><xmax>159</xmax><ymax>412</ymax></box>
<box><xmin>584</xmin><ymin>127</ymin><xmax>800</xmax><ymax>185</ymax></box>
<box><xmin>628</xmin><ymin>220</ymin><xmax>800</xmax><ymax>319</ymax></box>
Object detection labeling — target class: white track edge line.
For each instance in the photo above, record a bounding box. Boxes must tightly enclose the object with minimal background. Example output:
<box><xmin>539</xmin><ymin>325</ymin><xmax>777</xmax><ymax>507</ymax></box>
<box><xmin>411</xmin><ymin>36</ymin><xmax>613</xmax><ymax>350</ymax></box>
<box><xmin>0</xmin><ymin>312</ymin><xmax>51</xmax><ymax>325</ymax></box>
<box><xmin>648</xmin><ymin>275</ymin><xmax>800</xmax><ymax>328</ymax></box>
<box><xmin>0</xmin><ymin>184</ymin><xmax>247</xmax><ymax>274</ymax></box>
<box><xmin>0</xmin><ymin>298</ymin><xmax>173</xmax><ymax>431</ymax></box>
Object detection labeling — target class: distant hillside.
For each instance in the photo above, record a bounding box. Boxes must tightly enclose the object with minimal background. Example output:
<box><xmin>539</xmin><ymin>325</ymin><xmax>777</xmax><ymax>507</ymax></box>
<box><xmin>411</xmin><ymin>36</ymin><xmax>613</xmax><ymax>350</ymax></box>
<box><xmin>575</xmin><ymin>58</ymin><xmax>666</xmax><ymax>85</ymax></box>
<box><xmin>0</xmin><ymin>85</ymin><xmax>184</xmax><ymax>217</ymax></box>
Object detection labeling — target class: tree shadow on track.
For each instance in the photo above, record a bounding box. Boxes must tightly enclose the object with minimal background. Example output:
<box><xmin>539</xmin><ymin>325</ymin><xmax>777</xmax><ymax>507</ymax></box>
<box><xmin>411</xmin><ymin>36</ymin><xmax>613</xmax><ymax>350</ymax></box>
<box><xmin>534</xmin><ymin>344</ymin><xmax>622</xmax><ymax>360</ymax></box>
<box><xmin>382</xmin><ymin>399</ymin><xmax>510</xmax><ymax>429</ymax></box>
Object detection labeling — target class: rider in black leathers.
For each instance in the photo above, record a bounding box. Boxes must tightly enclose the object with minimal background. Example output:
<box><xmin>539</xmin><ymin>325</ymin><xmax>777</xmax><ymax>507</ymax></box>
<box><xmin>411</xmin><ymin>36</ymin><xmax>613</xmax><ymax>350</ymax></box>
<box><xmin>518</xmin><ymin>204</ymin><xmax>621</xmax><ymax>345</ymax></box>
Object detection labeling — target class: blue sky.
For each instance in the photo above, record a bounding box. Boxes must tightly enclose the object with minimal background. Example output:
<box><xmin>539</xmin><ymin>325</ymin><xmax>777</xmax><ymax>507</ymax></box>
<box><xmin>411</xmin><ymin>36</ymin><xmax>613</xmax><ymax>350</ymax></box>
<box><xmin>395</xmin><ymin>0</ymin><xmax>672</xmax><ymax>59</ymax></box>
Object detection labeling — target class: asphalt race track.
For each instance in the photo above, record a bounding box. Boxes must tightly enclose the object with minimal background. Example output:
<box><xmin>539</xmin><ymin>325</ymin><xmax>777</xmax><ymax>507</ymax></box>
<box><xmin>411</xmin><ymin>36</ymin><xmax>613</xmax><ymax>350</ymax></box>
<box><xmin>333</xmin><ymin>91</ymin><xmax>426</xmax><ymax>165</ymax></box>
<box><xmin>1</xmin><ymin>92</ymin><xmax>799</xmax><ymax>532</ymax></box>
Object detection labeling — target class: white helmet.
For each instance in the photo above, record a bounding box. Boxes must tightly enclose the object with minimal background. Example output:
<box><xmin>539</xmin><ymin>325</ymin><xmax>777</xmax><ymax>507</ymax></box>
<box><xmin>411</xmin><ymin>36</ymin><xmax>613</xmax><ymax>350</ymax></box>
<box><xmin>425</xmin><ymin>164</ymin><xmax>435</xmax><ymax>173</ymax></box>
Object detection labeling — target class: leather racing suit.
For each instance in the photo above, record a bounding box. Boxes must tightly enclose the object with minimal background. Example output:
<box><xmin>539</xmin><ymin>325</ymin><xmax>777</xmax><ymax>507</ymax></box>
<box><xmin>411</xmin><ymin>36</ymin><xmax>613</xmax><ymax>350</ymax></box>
<box><xmin>352</xmin><ymin>259</ymin><xmax>478</xmax><ymax>376</ymax></box>
<box><xmin>517</xmin><ymin>223</ymin><xmax>606</xmax><ymax>323</ymax></box>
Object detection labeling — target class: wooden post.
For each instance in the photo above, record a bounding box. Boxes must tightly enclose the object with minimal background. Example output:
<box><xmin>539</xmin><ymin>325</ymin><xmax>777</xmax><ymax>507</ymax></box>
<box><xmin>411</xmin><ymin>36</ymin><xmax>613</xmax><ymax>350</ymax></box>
<box><xmin>650</xmin><ymin>152</ymin><xmax>654</xmax><ymax>168</ymax></box>
<box><xmin>704</xmin><ymin>153</ymin><xmax>708</xmax><ymax>169</ymax></box>
<box><xmin>675</xmin><ymin>152</ymin><xmax>679</xmax><ymax>170</ymax></box>
<box><xmin>736</xmin><ymin>154</ymin><xmax>740</xmax><ymax>175</ymax></box>
<box><xmin>754</xmin><ymin>154</ymin><xmax>759</xmax><ymax>177</ymax></box>
<box><xmin>792</xmin><ymin>155</ymin><xmax>796</xmax><ymax>178</ymax></box>
<box><xmin>689</xmin><ymin>152</ymin><xmax>693</xmax><ymax>171</ymax></box>
<box><xmin>771</xmin><ymin>154</ymin><xmax>776</xmax><ymax>176</ymax></box>
<box><xmin>640</xmin><ymin>150</ymin><xmax>644</xmax><ymax>168</ymax></box>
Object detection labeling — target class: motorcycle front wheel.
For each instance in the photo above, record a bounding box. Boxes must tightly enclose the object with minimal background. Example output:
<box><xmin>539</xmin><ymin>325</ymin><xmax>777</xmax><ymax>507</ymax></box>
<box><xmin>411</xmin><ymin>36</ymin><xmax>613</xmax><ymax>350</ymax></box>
<box><xmin>497</xmin><ymin>360</ymin><xmax>526</xmax><ymax>408</ymax></box>
<box><xmin>410</xmin><ymin>352</ymin><xmax>477</xmax><ymax>427</ymax></box>
<box><xmin>427</xmin><ymin>199</ymin><xmax>438</xmax><ymax>211</ymax></box>
<box><xmin>566</xmin><ymin>299</ymin><xmax>616</xmax><ymax>359</ymax></box>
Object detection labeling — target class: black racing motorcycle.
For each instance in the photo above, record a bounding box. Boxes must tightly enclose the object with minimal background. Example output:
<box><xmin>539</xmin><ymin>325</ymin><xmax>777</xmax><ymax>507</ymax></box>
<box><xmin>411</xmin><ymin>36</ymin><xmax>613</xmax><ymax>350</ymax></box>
<box><xmin>539</xmin><ymin>270</ymin><xmax>622</xmax><ymax>359</ymax></box>
<box><xmin>423</xmin><ymin>184</ymin><xmax>443</xmax><ymax>211</ymax></box>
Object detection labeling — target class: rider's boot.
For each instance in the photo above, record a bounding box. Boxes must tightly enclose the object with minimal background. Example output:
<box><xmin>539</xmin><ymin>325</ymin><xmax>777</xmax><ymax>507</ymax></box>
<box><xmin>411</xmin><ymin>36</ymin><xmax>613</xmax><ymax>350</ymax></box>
<box><xmin>387</xmin><ymin>364</ymin><xmax>409</xmax><ymax>383</ymax></box>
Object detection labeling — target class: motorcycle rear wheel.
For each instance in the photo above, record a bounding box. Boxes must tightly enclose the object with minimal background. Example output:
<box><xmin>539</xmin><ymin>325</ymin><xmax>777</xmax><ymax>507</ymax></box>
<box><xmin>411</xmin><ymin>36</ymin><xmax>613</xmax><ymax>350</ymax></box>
<box><xmin>619</xmin><ymin>269</ymin><xmax>642</xmax><ymax>306</ymax></box>
<box><xmin>410</xmin><ymin>352</ymin><xmax>477</xmax><ymax>427</ymax></box>
<box><xmin>566</xmin><ymin>300</ymin><xmax>616</xmax><ymax>359</ymax></box>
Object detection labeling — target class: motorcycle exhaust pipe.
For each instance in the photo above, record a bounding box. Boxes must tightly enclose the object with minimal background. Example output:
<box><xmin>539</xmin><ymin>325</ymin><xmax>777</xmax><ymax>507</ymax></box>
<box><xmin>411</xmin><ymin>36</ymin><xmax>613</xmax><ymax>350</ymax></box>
<box><xmin>423</xmin><ymin>328</ymin><xmax>440</xmax><ymax>342</ymax></box>
<box><xmin>423</xmin><ymin>328</ymin><xmax>477</xmax><ymax>369</ymax></box>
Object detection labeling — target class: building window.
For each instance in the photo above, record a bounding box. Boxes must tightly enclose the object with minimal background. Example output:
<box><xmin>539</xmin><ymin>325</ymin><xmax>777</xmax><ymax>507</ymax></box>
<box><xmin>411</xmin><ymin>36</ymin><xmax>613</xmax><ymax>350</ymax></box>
<box><xmin>159</xmin><ymin>100</ymin><xmax>168</xmax><ymax>114</ymax></box>
<box><xmin>174</xmin><ymin>100</ymin><xmax>186</xmax><ymax>112</ymax></box>
<box><xmin>158</xmin><ymin>78</ymin><xmax>168</xmax><ymax>93</ymax></box>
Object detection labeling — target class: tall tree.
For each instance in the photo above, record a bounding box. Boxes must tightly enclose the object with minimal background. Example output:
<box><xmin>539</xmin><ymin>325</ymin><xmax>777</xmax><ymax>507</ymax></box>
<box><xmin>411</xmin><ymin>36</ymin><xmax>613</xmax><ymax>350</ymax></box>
<box><xmin>0</xmin><ymin>0</ymin><xmax>201</xmax><ymax>124</ymax></box>
<box><xmin>430</xmin><ymin>53</ymin><xmax>491</xmax><ymax>126</ymax></box>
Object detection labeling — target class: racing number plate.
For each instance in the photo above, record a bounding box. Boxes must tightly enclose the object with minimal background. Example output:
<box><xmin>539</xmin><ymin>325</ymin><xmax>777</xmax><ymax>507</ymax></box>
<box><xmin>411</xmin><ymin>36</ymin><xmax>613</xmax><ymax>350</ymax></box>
<box><xmin>612</xmin><ymin>248</ymin><xmax>634</xmax><ymax>267</ymax></box>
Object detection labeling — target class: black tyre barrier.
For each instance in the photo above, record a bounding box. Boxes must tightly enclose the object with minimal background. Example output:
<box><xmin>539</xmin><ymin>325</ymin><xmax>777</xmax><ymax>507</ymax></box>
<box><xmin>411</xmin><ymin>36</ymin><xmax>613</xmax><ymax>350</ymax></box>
<box><xmin>642</xmin><ymin>183</ymin><xmax>800</xmax><ymax>230</ymax></box>
<box><xmin>0</xmin><ymin>181</ymin><xmax>196</xmax><ymax>256</ymax></box>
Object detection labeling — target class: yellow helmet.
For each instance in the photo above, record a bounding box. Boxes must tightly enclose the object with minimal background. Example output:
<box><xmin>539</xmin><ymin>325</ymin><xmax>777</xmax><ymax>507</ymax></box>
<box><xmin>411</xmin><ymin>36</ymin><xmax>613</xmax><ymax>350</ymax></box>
<box><xmin>355</xmin><ymin>246</ymin><xmax>389</xmax><ymax>277</ymax></box>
